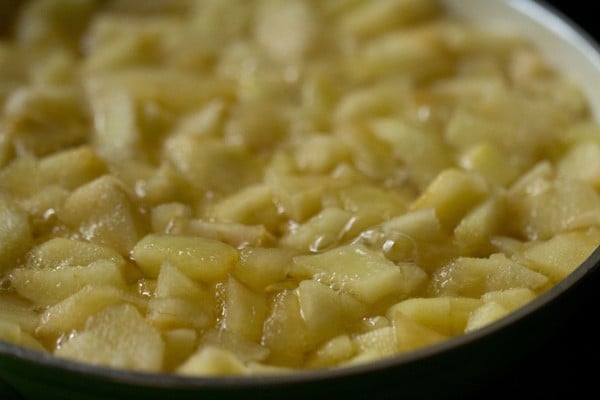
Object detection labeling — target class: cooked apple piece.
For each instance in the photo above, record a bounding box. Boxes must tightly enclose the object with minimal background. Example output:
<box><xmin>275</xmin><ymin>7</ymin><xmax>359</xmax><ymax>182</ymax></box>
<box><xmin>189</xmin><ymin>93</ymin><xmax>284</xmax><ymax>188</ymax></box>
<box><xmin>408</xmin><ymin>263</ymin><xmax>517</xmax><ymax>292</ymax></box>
<box><xmin>291</xmin><ymin>244</ymin><xmax>426</xmax><ymax>304</ymax></box>
<box><xmin>453</xmin><ymin>193</ymin><xmax>507</xmax><ymax>256</ymax></box>
<box><xmin>162</xmin><ymin>328</ymin><xmax>198</xmax><ymax>372</ymax></box>
<box><xmin>293</xmin><ymin>134</ymin><xmax>351</xmax><ymax>174</ymax></box>
<box><xmin>87</xmin><ymin>68</ymin><xmax>234</xmax><ymax>113</ymax></box>
<box><xmin>480</xmin><ymin>287</ymin><xmax>537</xmax><ymax>310</ymax></box>
<box><xmin>339</xmin><ymin>0</ymin><xmax>440</xmax><ymax>39</ymax></box>
<box><xmin>261</xmin><ymin>289</ymin><xmax>307</xmax><ymax>367</ymax></box>
<box><xmin>458</xmin><ymin>143</ymin><xmax>520</xmax><ymax>186</ymax></box>
<box><xmin>218</xmin><ymin>276</ymin><xmax>268</xmax><ymax>342</ymax></box>
<box><xmin>25</xmin><ymin>237</ymin><xmax>125</xmax><ymax>269</ymax></box>
<box><xmin>519</xmin><ymin>230</ymin><xmax>600</xmax><ymax>282</ymax></box>
<box><xmin>280</xmin><ymin>207</ymin><xmax>355</xmax><ymax>251</ymax></box>
<box><xmin>464</xmin><ymin>301</ymin><xmax>509</xmax><ymax>333</ymax></box>
<box><xmin>147</xmin><ymin>297</ymin><xmax>212</xmax><ymax>331</ymax></box>
<box><xmin>59</xmin><ymin>175</ymin><xmax>147</xmax><ymax>256</ymax></box>
<box><xmin>0</xmin><ymin>318</ymin><xmax>21</xmax><ymax>345</ymax></box>
<box><xmin>357</xmin><ymin>207</ymin><xmax>459</xmax><ymax>271</ymax></box>
<box><xmin>429</xmin><ymin>253</ymin><xmax>549</xmax><ymax>298</ymax></box>
<box><xmin>146</xmin><ymin>261</ymin><xmax>214</xmax><ymax>330</ymax></box>
<box><xmin>337</xmin><ymin>182</ymin><xmax>409</xmax><ymax>219</ymax></box>
<box><xmin>410</xmin><ymin>168</ymin><xmax>489</xmax><ymax>230</ymax></box>
<box><xmin>336</xmin><ymin>124</ymin><xmax>398</xmax><ymax>181</ymax></box>
<box><xmin>388</xmin><ymin>310</ymin><xmax>448</xmax><ymax>353</ymax></box>
<box><xmin>164</xmin><ymin>135</ymin><xmax>261</xmax><ymax>195</ymax></box>
<box><xmin>348</xmin><ymin>28</ymin><xmax>452</xmax><ymax>83</ymax></box>
<box><xmin>55</xmin><ymin>304</ymin><xmax>164</xmax><ymax>372</ymax></box>
<box><xmin>211</xmin><ymin>184</ymin><xmax>281</xmax><ymax>231</ymax></box>
<box><xmin>371</xmin><ymin>117</ymin><xmax>453</xmax><ymax>190</ymax></box>
<box><xmin>10</xmin><ymin>259</ymin><xmax>127</xmax><ymax>306</ymax></box>
<box><xmin>4</xmin><ymin>86</ymin><xmax>89</xmax><ymax>157</ymax></box>
<box><xmin>0</xmin><ymin>294</ymin><xmax>40</xmax><ymax>334</ymax></box>
<box><xmin>507</xmin><ymin>170</ymin><xmax>600</xmax><ymax>240</ymax></box>
<box><xmin>267</xmin><ymin>173</ymin><xmax>327</xmax><ymax>222</ymax></box>
<box><xmin>177</xmin><ymin>346</ymin><xmax>248</xmax><ymax>376</ymax></box>
<box><xmin>305</xmin><ymin>334</ymin><xmax>355</xmax><ymax>369</ymax></box>
<box><xmin>0</xmin><ymin>155</ymin><xmax>39</xmax><ymax>198</ymax></box>
<box><xmin>132</xmin><ymin>233</ymin><xmax>238</xmax><ymax>281</ymax></box>
<box><xmin>0</xmin><ymin>198</ymin><xmax>32</xmax><ymax>273</ymax></box>
<box><xmin>557</xmin><ymin>140</ymin><xmax>600</xmax><ymax>189</ymax></box>
<box><xmin>37</xmin><ymin>285</ymin><xmax>147</xmax><ymax>337</ymax></box>
<box><xmin>201</xmin><ymin>329</ymin><xmax>270</xmax><ymax>363</ymax></box>
<box><xmin>233</xmin><ymin>247</ymin><xmax>295</xmax><ymax>292</ymax></box>
<box><xmin>353</xmin><ymin>325</ymin><xmax>397</xmax><ymax>359</ymax></box>
<box><xmin>296</xmin><ymin>280</ymin><xmax>343</xmax><ymax>349</ymax></box>
<box><xmin>386</xmin><ymin>297</ymin><xmax>482</xmax><ymax>336</ymax></box>
<box><xmin>150</xmin><ymin>202</ymin><xmax>193</xmax><ymax>233</ymax></box>
<box><xmin>37</xmin><ymin>146</ymin><xmax>107</xmax><ymax>190</ymax></box>
<box><xmin>168</xmin><ymin>218</ymin><xmax>275</xmax><ymax>248</ymax></box>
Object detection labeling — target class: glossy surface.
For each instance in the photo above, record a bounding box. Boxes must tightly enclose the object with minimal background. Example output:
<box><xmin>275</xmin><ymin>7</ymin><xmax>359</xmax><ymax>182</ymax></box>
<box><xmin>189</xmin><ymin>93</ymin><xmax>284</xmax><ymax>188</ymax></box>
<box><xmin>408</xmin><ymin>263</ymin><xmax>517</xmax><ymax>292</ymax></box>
<box><xmin>1</xmin><ymin>1</ymin><xmax>600</xmax><ymax>398</ymax></box>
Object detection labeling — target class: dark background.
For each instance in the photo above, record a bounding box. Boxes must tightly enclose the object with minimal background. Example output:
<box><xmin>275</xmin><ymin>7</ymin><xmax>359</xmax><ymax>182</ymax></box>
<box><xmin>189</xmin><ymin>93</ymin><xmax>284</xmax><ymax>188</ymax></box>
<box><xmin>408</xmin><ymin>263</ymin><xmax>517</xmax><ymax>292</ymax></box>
<box><xmin>466</xmin><ymin>2</ymin><xmax>600</xmax><ymax>398</ymax></box>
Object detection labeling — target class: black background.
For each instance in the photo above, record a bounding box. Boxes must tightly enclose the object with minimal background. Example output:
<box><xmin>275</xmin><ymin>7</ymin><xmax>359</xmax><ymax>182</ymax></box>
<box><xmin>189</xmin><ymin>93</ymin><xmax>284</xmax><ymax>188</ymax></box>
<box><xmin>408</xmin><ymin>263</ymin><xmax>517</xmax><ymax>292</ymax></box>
<box><xmin>465</xmin><ymin>2</ymin><xmax>600</xmax><ymax>399</ymax></box>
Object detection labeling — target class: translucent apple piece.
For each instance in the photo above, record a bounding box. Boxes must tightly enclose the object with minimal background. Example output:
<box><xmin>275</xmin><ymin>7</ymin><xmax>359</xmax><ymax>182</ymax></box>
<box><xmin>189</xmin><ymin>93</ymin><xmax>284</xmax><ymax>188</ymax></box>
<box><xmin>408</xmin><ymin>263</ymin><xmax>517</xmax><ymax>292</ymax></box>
<box><xmin>55</xmin><ymin>304</ymin><xmax>164</xmax><ymax>372</ymax></box>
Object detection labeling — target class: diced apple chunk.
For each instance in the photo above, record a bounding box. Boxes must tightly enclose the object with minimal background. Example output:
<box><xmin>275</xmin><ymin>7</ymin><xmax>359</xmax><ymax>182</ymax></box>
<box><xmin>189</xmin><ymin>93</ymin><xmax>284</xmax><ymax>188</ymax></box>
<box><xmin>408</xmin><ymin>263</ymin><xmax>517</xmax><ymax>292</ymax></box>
<box><xmin>464</xmin><ymin>301</ymin><xmax>509</xmax><ymax>332</ymax></box>
<box><xmin>429</xmin><ymin>253</ymin><xmax>549</xmax><ymax>298</ymax></box>
<box><xmin>261</xmin><ymin>289</ymin><xmax>307</xmax><ymax>367</ymax></box>
<box><xmin>55</xmin><ymin>304</ymin><xmax>164</xmax><ymax>372</ymax></box>
<box><xmin>59</xmin><ymin>175</ymin><xmax>147</xmax><ymax>256</ymax></box>
<box><xmin>520</xmin><ymin>230</ymin><xmax>599</xmax><ymax>282</ymax></box>
<box><xmin>233</xmin><ymin>247</ymin><xmax>295</xmax><ymax>291</ymax></box>
<box><xmin>280</xmin><ymin>208</ymin><xmax>355</xmax><ymax>251</ymax></box>
<box><xmin>25</xmin><ymin>237</ymin><xmax>125</xmax><ymax>270</ymax></box>
<box><xmin>201</xmin><ymin>329</ymin><xmax>270</xmax><ymax>363</ymax></box>
<box><xmin>176</xmin><ymin>346</ymin><xmax>247</xmax><ymax>376</ymax></box>
<box><xmin>37</xmin><ymin>285</ymin><xmax>146</xmax><ymax>337</ymax></box>
<box><xmin>132</xmin><ymin>233</ymin><xmax>239</xmax><ymax>281</ymax></box>
<box><xmin>386</xmin><ymin>297</ymin><xmax>482</xmax><ymax>336</ymax></box>
<box><xmin>410</xmin><ymin>168</ymin><xmax>489</xmax><ymax>230</ymax></box>
<box><xmin>10</xmin><ymin>260</ymin><xmax>127</xmax><ymax>306</ymax></box>
<box><xmin>162</xmin><ymin>328</ymin><xmax>198</xmax><ymax>372</ymax></box>
<box><xmin>352</xmin><ymin>326</ymin><xmax>397</xmax><ymax>359</ymax></box>
<box><xmin>219</xmin><ymin>276</ymin><xmax>268</xmax><ymax>342</ymax></box>
<box><xmin>0</xmin><ymin>198</ymin><xmax>32</xmax><ymax>273</ymax></box>
<box><xmin>306</xmin><ymin>335</ymin><xmax>355</xmax><ymax>369</ymax></box>
<box><xmin>292</xmin><ymin>244</ymin><xmax>426</xmax><ymax>304</ymax></box>
<box><xmin>389</xmin><ymin>311</ymin><xmax>448</xmax><ymax>353</ymax></box>
<box><xmin>297</xmin><ymin>280</ymin><xmax>343</xmax><ymax>349</ymax></box>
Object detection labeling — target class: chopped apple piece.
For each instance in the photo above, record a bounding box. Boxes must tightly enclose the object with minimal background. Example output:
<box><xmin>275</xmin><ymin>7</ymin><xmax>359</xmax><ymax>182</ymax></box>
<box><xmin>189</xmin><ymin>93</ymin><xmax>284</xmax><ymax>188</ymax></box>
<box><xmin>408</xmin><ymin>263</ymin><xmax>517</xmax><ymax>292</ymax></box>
<box><xmin>10</xmin><ymin>260</ymin><xmax>127</xmax><ymax>306</ymax></box>
<box><xmin>386</xmin><ymin>297</ymin><xmax>482</xmax><ymax>336</ymax></box>
<box><xmin>25</xmin><ymin>237</ymin><xmax>125</xmax><ymax>269</ymax></box>
<box><xmin>233</xmin><ymin>247</ymin><xmax>295</xmax><ymax>292</ymax></box>
<box><xmin>410</xmin><ymin>168</ymin><xmax>489</xmax><ymax>230</ymax></box>
<box><xmin>37</xmin><ymin>285</ymin><xmax>147</xmax><ymax>337</ymax></box>
<box><xmin>132</xmin><ymin>233</ymin><xmax>238</xmax><ymax>281</ymax></box>
<box><xmin>389</xmin><ymin>311</ymin><xmax>448</xmax><ymax>353</ymax></box>
<box><xmin>297</xmin><ymin>280</ymin><xmax>343</xmax><ymax>349</ymax></box>
<box><xmin>0</xmin><ymin>198</ymin><xmax>32</xmax><ymax>273</ymax></box>
<box><xmin>162</xmin><ymin>328</ymin><xmax>198</xmax><ymax>372</ymax></box>
<box><xmin>464</xmin><ymin>301</ymin><xmax>509</xmax><ymax>332</ymax></box>
<box><xmin>292</xmin><ymin>244</ymin><xmax>426</xmax><ymax>304</ymax></box>
<box><xmin>177</xmin><ymin>346</ymin><xmax>247</xmax><ymax>376</ymax></box>
<box><xmin>55</xmin><ymin>304</ymin><xmax>164</xmax><ymax>372</ymax></box>
<box><xmin>429</xmin><ymin>253</ymin><xmax>549</xmax><ymax>298</ymax></box>
<box><xmin>519</xmin><ymin>230</ymin><xmax>599</xmax><ymax>282</ymax></box>
<box><xmin>261</xmin><ymin>289</ymin><xmax>307</xmax><ymax>367</ymax></box>
<box><xmin>219</xmin><ymin>276</ymin><xmax>268</xmax><ymax>342</ymax></box>
<box><xmin>306</xmin><ymin>334</ymin><xmax>355</xmax><ymax>369</ymax></box>
<box><xmin>59</xmin><ymin>175</ymin><xmax>147</xmax><ymax>256</ymax></box>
